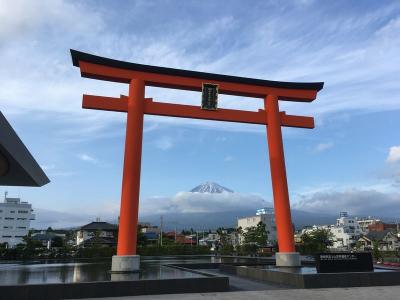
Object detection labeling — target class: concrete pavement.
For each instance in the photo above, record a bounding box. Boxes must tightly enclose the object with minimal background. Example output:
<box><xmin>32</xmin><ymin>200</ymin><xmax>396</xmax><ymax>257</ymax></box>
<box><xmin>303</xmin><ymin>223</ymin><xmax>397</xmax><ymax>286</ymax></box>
<box><xmin>77</xmin><ymin>286</ymin><xmax>400</xmax><ymax>300</ymax></box>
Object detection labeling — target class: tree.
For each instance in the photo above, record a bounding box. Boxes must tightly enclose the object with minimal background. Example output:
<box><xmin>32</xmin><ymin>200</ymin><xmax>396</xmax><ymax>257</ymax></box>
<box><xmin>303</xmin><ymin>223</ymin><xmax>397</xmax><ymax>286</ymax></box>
<box><xmin>52</xmin><ymin>236</ymin><xmax>64</xmax><ymax>248</ymax></box>
<box><xmin>372</xmin><ymin>241</ymin><xmax>382</xmax><ymax>262</ymax></box>
<box><xmin>22</xmin><ymin>231</ymin><xmax>42</xmax><ymax>249</ymax></box>
<box><xmin>216</xmin><ymin>228</ymin><xmax>232</xmax><ymax>255</ymax></box>
<box><xmin>243</xmin><ymin>222</ymin><xmax>268</xmax><ymax>246</ymax></box>
<box><xmin>299</xmin><ymin>229</ymin><xmax>333</xmax><ymax>255</ymax></box>
<box><xmin>216</xmin><ymin>228</ymin><xmax>228</xmax><ymax>246</ymax></box>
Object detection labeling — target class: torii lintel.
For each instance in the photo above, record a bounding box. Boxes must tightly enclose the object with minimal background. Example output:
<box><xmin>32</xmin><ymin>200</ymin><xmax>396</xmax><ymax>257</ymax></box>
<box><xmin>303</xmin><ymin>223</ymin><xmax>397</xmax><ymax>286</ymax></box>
<box><xmin>82</xmin><ymin>94</ymin><xmax>315</xmax><ymax>128</ymax></box>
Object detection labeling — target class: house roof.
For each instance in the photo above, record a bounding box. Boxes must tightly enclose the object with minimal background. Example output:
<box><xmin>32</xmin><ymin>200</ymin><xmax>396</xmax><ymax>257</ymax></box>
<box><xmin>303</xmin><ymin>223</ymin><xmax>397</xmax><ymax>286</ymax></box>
<box><xmin>80</xmin><ymin>221</ymin><xmax>118</xmax><ymax>231</ymax></box>
<box><xmin>32</xmin><ymin>233</ymin><xmax>59</xmax><ymax>241</ymax></box>
<box><xmin>365</xmin><ymin>230</ymin><xmax>394</xmax><ymax>241</ymax></box>
<box><xmin>0</xmin><ymin>112</ymin><xmax>49</xmax><ymax>187</ymax></box>
<box><xmin>82</xmin><ymin>236</ymin><xmax>116</xmax><ymax>245</ymax></box>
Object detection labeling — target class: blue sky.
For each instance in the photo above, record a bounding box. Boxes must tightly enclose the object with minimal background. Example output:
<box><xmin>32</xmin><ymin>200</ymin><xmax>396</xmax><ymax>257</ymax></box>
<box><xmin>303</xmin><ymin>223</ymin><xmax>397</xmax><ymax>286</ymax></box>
<box><xmin>0</xmin><ymin>0</ymin><xmax>399</xmax><ymax>227</ymax></box>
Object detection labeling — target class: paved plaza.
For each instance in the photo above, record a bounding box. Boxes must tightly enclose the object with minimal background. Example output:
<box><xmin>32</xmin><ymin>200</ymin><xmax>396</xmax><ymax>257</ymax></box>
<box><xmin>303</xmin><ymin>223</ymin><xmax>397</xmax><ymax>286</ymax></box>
<box><xmin>81</xmin><ymin>285</ymin><xmax>400</xmax><ymax>300</ymax></box>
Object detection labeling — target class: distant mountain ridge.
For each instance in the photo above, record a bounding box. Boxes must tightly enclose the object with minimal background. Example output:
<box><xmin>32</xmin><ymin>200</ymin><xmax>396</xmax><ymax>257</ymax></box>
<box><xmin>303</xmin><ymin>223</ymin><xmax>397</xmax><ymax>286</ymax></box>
<box><xmin>35</xmin><ymin>182</ymin><xmax>393</xmax><ymax>230</ymax></box>
<box><xmin>137</xmin><ymin>182</ymin><xmax>338</xmax><ymax>230</ymax></box>
<box><xmin>140</xmin><ymin>209</ymin><xmax>337</xmax><ymax>231</ymax></box>
<box><xmin>190</xmin><ymin>182</ymin><xmax>233</xmax><ymax>193</ymax></box>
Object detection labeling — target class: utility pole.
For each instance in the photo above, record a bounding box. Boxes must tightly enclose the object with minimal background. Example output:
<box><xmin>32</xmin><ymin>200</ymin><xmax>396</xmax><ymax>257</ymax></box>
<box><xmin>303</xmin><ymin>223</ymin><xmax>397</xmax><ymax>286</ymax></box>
<box><xmin>160</xmin><ymin>215</ymin><xmax>163</xmax><ymax>247</ymax></box>
<box><xmin>174</xmin><ymin>224</ymin><xmax>177</xmax><ymax>243</ymax></box>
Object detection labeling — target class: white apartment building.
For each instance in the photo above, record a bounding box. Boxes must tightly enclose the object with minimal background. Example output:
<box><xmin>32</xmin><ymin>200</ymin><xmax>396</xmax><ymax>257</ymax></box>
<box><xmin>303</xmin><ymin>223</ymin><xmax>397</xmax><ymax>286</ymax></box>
<box><xmin>300</xmin><ymin>212</ymin><xmax>362</xmax><ymax>249</ymax></box>
<box><xmin>0</xmin><ymin>195</ymin><xmax>35</xmax><ymax>247</ymax></box>
<box><xmin>331</xmin><ymin>212</ymin><xmax>361</xmax><ymax>249</ymax></box>
<box><xmin>237</xmin><ymin>208</ymin><xmax>277</xmax><ymax>245</ymax></box>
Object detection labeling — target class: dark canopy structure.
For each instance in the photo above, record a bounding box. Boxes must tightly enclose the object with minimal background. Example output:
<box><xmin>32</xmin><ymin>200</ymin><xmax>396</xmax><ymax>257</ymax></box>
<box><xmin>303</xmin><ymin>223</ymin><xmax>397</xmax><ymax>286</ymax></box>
<box><xmin>0</xmin><ymin>112</ymin><xmax>49</xmax><ymax>187</ymax></box>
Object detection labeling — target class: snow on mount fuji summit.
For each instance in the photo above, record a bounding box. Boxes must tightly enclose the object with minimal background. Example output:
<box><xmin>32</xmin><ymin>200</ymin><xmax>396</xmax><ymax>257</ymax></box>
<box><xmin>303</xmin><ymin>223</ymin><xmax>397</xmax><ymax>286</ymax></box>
<box><xmin>189</xmin><ymin>182</ymin><xmax>234</xmax><ymax>194</ymax></box>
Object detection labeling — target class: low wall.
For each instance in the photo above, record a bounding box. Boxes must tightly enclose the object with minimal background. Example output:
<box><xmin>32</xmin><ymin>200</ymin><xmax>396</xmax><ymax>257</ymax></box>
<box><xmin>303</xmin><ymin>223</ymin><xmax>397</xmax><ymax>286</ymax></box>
<box><xmin>0</xmin><ymin>276</ymin><xmax>229</xmax><ymax>300</ymax></box>
<box><xmin>220</xmin><ymin>264</ymin><xmax>400</xmax><ymax>289</ymax></box>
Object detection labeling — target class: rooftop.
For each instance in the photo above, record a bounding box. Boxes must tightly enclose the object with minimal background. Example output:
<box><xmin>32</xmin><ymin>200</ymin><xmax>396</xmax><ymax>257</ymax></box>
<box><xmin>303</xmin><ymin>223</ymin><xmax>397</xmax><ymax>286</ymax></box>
<box><xmin>80</xmin><ymin>221</ymin><xmax>118</xmax><ymax>231</ymax></box>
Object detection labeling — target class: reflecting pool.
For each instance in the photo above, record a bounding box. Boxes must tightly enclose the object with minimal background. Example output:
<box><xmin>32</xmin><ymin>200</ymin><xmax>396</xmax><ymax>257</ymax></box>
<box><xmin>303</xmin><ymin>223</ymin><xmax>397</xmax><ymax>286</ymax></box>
<box><xmin>0</xmin><ymin>259</ymin><xmax>206</xmax><ymax>285</ymax></box>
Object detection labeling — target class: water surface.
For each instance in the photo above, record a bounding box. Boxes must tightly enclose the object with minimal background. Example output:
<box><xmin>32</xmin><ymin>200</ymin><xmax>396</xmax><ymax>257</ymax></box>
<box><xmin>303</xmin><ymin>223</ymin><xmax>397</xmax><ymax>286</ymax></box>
<box><xmin>0</xmin><ymin>259</ymin><xmax>206</xmax><ymax>285</ymax></box>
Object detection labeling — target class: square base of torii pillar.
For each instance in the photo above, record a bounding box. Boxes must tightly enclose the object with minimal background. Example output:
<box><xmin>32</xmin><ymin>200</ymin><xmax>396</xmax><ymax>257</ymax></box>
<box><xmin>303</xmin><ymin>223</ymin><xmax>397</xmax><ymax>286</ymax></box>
<box><xmin>111</xmin><ymin>255</ymin><xmax>140</xmax><ymax>273</ymax></box>
<box><xmin>275</xmin><ymin>252</ymin><xmax>301</xmax><ymax>267</ymax></box>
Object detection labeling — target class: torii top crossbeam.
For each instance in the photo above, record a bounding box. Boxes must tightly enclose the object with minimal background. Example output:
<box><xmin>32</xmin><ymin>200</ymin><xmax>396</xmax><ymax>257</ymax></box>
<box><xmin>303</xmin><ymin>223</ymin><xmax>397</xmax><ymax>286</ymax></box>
<box><xmin>71</xmin><ymin>49</ymin><xmax>324</xmax><ymax>270</ymax></box>
<box><xmin>71</xmin><ymin>49</ymin><xmax>322</xmax><ymax>100</ymax></box>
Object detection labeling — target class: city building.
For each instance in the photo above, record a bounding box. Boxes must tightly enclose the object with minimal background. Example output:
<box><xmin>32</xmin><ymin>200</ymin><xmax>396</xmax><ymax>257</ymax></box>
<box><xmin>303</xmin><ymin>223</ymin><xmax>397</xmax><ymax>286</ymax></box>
<box><xmin>0</xmin><ymin>111</ymin><xmax>48</xmax><ymax>248</ymax></box>
<box><xmin>139</xmin><ymin>222</ymin><xmax>160</xmax><ymax>234</ymax></box>
<box><xmin>175</xmin><ymin>234</ymin><xmax>196</xmax><ymax>245</ymax></box>
<box><xmin>199</xmin><ymin>233</ymin><xmax>219</xmax><ymax>247</ymax></box>
<box><xmin>0</xmin><ymin>194</ymin><xmax>35</xmax><ymax>247</ymax></box>
<box><xmin>76</xmin><ymin>220</ymin><xmax>118</xmax><ymax>247</ymax></box>
<box><xmin>31</xmin><ymin>232</ymin><xmax>63</xmax><ymax>248</ymax></box>
<box><xmin>237</xmin><ymin>207</ymin><xmax>277</xmax><ymax>245</ymax></box>
<box><xmin>329</xmin><ymin>212</ymin><xmax>362</xmax><ymax>249</ymax></box>
<box><xmin>358</xmin><ymin>230</ymin><xmax>400</xmax><ymax>251</ymax></box>
<box><xmin>299</xmin><ymin>212</ymin><xmax>362</xmax><ymax>250</ymax></box>
<box><xmin>367</xmin><ymin>222</ymin><xmax>399</xmax><ymax>232</ymax></box>
<box><xmin>138</xmin><ymin>223</ymin><xmax>160</xmax><ymax>244</ymax></box>
<box><xmin>356</xmin><ymin>216</ymin><xmax>381</xmax><ymax>234</ymax></box>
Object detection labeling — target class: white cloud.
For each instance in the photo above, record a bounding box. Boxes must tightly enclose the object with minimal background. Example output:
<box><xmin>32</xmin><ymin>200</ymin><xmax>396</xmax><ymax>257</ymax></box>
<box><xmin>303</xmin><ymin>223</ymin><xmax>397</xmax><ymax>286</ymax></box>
<box><xmin>140</xmin><ymin>191</ymin><xmax>269</xmax><ymax>215</ymax></box>
<box><xmin>77</xmin><ymin>153</ymin><xmax>98</xmax><ymax>164</ymax></box>
<box><xmin>293</xmin><ymin>187</ymin><xmax>400</xmax><ymax>217</ymax></box>
<box><xmin>154</xmin><ymin>136</ymin><xmax>174</xmax><ymax>150</ymax></box>
<box><xmin>387</xmin><ymin>146</ymin><xmax>400</xmax><ymax>163</ymax></box>
<box><xmin>2</xmin><ymin>1</ymin><xmax>400</xmax><ymax>138</ymax></box>
<box><xmin>0</xmin><ymin>0</ymin><xmax>104</xmax><ymax>41</ymax></box>
<box><xmin>313</xmin><ymin>142</ymin><xmax>334</xmax><ymax>153</ymax></box>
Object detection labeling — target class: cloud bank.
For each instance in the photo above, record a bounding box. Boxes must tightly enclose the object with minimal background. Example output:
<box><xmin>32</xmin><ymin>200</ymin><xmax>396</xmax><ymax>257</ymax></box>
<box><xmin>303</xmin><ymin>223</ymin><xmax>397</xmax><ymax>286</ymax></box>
<box><xmin>2</xmin><ymin>1</ymin><xmax>400</xmax><ymax>136</ymax></box>
<box><xmin>293</xmin><ymin>188</ymin><xmax>400</xmax><ymax>218</ymax></box>
<box><xmin>140</xmin><ymin>191</ymin><xmax>269</xmax><ymax>215</ymax></box>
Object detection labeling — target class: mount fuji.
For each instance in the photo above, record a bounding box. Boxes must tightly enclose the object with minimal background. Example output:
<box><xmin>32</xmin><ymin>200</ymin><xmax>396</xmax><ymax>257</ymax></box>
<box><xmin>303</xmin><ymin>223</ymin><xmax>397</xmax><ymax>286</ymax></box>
<box><xmin>139</xmin><ymin>182</ymin><xmax>336</xmax><ymax>230</ymax></box>
<box><xmin>190</xmin><ymin>182</ymin><xmax>234</xmax><ymax>193</ymax></box>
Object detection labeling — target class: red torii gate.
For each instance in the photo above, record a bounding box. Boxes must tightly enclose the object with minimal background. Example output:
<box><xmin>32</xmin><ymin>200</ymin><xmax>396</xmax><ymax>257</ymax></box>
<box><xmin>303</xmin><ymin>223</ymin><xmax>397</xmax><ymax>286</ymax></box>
<box><xmin>71</xmin><ymin>49</ymin><xmax>323</xmax><ymax>271</ymax></box>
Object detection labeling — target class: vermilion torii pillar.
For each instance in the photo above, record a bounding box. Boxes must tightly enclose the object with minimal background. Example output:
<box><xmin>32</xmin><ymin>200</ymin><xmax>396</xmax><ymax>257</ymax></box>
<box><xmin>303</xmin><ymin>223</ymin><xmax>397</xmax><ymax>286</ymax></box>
<box><xmin>71</xmin><ymin>49</ymin><xmax>323</xmax><ymax>271</ymax></box>
<box><xmin>118</xmin><ymin>79</ymin><xmax>145</xmax><ymax>257</ymax></box>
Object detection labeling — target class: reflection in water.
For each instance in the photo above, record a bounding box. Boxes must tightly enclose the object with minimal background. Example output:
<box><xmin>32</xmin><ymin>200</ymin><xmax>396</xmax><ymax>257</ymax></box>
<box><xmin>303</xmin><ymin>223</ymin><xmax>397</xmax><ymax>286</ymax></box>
<box><xmin>17</xmin><ymin>267</ymin><xmax>30</xmax><ymax>285</ymax></box>
<box><xmin>0</xmin><ymin>257</ymin><xmax>273</xmax><ymax>285</ymax></box>
<box><xmin>72</xmin><ymin>263</ymin><xmax>81</xmax><ymax>283</ymax></box>
<box><xmin>111</xmin><ymin>273</ymin><xmax>139</xmax><ymax>281</ymax></box>
<box><xmin>0</xmin><ymin>258</ymin><xmax>216</xmax><ymax>285</ymax></box>
<box><xmin>59</xmin><ymin>264</ymin><xmax>69</xmax><ymax>283</ymax></box>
